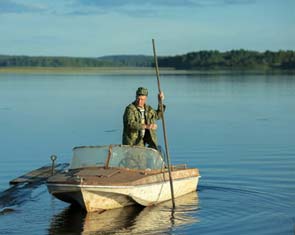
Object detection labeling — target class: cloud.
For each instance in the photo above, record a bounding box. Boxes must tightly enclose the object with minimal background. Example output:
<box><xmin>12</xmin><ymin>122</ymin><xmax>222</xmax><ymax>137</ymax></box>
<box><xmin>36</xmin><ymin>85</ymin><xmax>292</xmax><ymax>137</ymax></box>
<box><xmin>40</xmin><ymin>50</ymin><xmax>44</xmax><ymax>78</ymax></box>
<box><xmin>0</xmin><ymin>0</ymin><xmax>45</xmax><ymax>14</ymax></box>
<box><xmin>68</xmin><ymin>0</ymin><xmax>256</xmax><ymax>16</ymax></box>
<box><xmin>73</xmin><ymin>0</ymin><xmax>256</xmax><ymax>8</ymax></box>
<box><xmin>0</xmin><ymin>0</ymin><xmax>256</xmax><ymax>16</ymax></box>
<box><xmin>75</xmin><ymin>0</ymin><xmax>194</xmax><ymax>8</ymax></box>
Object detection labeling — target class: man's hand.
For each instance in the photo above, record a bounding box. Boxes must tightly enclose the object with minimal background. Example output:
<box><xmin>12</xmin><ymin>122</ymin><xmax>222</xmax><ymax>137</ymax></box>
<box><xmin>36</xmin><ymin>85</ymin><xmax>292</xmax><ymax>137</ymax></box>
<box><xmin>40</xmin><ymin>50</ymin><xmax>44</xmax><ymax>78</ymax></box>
<box><xmin>158</xmin><ymin>91</ymin><xmax>164</xmax><ymax>101</ymax></box>
<box><xmin>144</xmin><ymin>124</ymin><xmax>157</xmax><ymax>130</ymax></box>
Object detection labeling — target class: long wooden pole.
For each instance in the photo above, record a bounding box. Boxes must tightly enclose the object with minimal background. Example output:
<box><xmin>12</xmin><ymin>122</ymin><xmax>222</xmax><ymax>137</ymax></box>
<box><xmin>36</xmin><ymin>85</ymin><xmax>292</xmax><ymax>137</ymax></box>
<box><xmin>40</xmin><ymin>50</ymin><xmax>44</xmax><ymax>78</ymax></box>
<box><xmin>152</xmin><ymin>39</ymin><xmax>175</xmax><ymax>208</ymax></box>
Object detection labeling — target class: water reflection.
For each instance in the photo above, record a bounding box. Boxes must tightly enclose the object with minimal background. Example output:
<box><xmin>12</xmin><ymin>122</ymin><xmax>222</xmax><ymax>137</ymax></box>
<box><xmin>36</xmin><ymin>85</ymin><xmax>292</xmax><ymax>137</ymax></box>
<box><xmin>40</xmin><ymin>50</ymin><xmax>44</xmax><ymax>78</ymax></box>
<box><xmin>49</xmin><ymin>191</ymin><xmax>199</xmax><ymax>234</ymax></box>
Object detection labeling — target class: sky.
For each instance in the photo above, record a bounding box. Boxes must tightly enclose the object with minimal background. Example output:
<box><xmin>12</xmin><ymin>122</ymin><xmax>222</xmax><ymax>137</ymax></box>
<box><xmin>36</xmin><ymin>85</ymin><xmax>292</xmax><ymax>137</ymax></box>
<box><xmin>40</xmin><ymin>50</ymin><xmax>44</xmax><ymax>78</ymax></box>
<box><xmin>0</xmin><ymin>0</ymin><xmax>294</xmax><ymax>57</ymax></box>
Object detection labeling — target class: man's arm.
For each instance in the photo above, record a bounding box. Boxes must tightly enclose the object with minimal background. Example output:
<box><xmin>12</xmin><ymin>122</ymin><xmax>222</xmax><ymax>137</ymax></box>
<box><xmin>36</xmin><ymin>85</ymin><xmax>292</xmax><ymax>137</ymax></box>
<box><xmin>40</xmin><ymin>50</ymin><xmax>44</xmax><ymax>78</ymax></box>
<box><xmin>123</xmin><ymin>106</ymin><xmax>143</xmax><ymax>130</ymax></box>
<box><xmin>155</xmin><ymin>91</ymin><xmax>166</xmax><ymax>120</ymax></box>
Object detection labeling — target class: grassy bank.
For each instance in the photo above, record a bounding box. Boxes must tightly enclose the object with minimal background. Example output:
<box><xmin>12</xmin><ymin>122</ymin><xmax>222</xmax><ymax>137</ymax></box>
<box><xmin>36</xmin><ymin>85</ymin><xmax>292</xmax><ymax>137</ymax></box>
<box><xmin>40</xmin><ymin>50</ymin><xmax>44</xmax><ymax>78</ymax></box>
<box><xmin>0</xmin><ymin>67</ymin><xmax>155</xmax><ymax>75</ymax></box>
<box><xmin>0</xmin><ymin>66</ymin><xmax>215</xmax><ymax>75</ymax></box>
<box><xmin>0</xmin><ymin>66</ymin><xmax>294</xmax><ymax>75</ymax></box>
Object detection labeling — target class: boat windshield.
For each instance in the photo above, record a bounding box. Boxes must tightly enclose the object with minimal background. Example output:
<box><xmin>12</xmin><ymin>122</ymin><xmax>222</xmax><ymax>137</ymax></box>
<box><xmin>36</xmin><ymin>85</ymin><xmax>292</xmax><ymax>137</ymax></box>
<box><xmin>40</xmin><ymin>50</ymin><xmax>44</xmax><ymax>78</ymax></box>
<box><xmin>71</xmin><ymin>146</ymin><xmax>109</xmax><ymax>169</ymax></box>
<box><xmin>70</xmin><ymin>145</ymin><xmax>165</xmax><ymax>170</ymax></box>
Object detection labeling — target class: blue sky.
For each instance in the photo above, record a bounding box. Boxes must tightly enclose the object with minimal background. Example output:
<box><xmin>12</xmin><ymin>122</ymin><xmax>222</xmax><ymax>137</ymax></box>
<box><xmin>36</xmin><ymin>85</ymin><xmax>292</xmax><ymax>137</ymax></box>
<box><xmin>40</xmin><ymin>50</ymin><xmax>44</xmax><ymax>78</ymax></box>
<box><xmin>0</xmin><ymin>0</ymin><xmax>294</xmax><ymax>57</ymax></box>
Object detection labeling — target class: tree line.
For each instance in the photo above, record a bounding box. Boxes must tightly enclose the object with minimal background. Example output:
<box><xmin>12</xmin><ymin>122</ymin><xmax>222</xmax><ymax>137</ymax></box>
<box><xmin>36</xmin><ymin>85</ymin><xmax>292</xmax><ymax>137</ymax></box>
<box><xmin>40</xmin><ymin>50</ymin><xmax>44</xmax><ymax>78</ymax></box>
<box><xmin>0</xmin><ymin>55</ymin><xmax>113</xmax><ymax>67</ymax></box>
<box><xmin>1</xmin><ymin>50</ymin><xmax>294</xmax><ymax>69</ymax></box>
<box><xmin>0</xmin><ymin>55</ymin><xmax>153</xmax><ymax>67</ymax></box>
<box><xmin>157</xmin><ymin>50</ymin><xmax>295</xmax><ymax>70</ymax></box>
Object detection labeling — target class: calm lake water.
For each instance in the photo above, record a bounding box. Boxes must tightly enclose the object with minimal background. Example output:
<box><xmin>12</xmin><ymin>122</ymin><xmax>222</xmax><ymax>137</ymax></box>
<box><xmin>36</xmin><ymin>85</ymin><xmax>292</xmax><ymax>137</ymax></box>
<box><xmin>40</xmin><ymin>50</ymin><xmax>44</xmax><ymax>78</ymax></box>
<box><xmin>0</xmin><ymin>72</ymin><xmax>295</xmax><ymax>234</ymax></box>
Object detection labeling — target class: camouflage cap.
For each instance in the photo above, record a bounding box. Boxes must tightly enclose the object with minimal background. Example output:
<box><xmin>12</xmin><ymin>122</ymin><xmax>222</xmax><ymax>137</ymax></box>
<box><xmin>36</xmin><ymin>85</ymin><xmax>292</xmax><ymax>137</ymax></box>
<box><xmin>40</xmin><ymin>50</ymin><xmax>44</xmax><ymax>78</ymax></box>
<box><xmin>136</xmin><ymin>87</ymin><xmax>148</xmax><ymax>96</ymax></box>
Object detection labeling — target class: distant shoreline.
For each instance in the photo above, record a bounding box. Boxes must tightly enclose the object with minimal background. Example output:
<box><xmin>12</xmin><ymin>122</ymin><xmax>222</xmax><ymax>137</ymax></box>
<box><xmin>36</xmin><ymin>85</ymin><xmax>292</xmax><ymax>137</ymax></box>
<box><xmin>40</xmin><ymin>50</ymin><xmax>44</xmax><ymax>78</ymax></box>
<box><xmin>0</xmin><ymin>67</ymin><xmax>294</xmax><ymax>75</ymax></box>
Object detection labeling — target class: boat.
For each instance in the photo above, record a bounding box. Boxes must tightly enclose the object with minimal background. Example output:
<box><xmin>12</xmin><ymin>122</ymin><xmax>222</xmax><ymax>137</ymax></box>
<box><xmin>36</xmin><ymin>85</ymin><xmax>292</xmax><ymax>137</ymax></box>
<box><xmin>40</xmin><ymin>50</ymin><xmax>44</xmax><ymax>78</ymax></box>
<box><xmin>46</xmin><ymin>144</ymin><xmax>200</xmax><ymax>212</ymax></box>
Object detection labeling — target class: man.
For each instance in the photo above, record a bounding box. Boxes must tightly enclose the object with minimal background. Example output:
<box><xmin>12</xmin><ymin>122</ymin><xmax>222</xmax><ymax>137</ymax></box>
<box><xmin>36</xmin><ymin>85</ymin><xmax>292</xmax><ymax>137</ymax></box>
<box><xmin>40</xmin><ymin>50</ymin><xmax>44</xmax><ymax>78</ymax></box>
<box><xmin>122</xmin><ymin>87</ymin><xmax>165</xmax><ymax>150</ymax></box>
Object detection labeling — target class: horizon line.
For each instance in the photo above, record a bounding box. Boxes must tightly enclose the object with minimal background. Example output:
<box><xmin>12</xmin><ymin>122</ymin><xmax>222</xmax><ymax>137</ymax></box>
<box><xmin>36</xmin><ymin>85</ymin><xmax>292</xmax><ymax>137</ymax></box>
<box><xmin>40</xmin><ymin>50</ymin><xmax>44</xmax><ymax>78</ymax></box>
<box><xmin>1</xmin><ymin>49</ymin><xmax>295</xmax><ymax>58</ymax></box>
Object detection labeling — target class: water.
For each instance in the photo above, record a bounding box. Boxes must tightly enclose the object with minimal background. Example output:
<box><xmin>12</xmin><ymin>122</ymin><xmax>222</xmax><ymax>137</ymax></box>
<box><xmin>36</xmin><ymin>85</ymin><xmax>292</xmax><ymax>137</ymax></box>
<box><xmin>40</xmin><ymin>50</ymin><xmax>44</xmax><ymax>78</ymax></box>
<box><xmin>0</xmin><ymin>72</ymin><xmax>295</xmax><ymax>234</ymax></box>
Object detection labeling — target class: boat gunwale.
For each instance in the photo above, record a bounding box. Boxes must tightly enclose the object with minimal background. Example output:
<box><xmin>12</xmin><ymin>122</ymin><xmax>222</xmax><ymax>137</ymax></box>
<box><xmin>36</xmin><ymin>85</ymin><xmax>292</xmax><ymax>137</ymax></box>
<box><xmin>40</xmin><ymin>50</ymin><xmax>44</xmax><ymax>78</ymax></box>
<box><xmin>47</xmin><ymin>176</ymin><xmax>201</xmax><ymax>189</ymax></box>
<box><xmin>69</xmin><ymin>166</ymin><xmax>165</xmax><ymax>174</ymax></box>
<box><xmin>65</xmin><ymin>165</ymin><xmax>197</xmax><ymax>175</ymax></box>
<box><xmin>47</xmin><ymin>167</ymin><xmax>200</xmax><ymax>187</ymax></box>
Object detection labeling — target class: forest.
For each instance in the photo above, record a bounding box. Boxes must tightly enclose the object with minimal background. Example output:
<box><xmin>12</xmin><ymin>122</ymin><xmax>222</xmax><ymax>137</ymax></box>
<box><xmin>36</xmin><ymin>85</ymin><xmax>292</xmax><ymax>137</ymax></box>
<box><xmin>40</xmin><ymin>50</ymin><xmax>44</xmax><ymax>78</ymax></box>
<box><xmin>0</xmin><ymin>50</ymin><xmax>294</xmax><ymax>70</ymax></box>
<box><xmin>157</xmin><ymin>50</ymin><xmax>295</xmax><ymax>70</ymax></box>
<box><xmin>0</xmin><ymin>55</ymin><xmax>152</xmax><ymax>68</ymax></box>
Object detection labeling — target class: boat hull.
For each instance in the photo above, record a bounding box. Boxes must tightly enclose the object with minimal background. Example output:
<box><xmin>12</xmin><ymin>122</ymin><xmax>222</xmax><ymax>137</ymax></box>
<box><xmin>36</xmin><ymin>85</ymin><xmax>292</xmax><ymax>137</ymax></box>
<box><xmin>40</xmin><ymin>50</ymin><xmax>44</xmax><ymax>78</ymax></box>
<box><xmin>47</xmin><ymin>176</ymin><xmax>200</xmax><ymax>212</ymax></box>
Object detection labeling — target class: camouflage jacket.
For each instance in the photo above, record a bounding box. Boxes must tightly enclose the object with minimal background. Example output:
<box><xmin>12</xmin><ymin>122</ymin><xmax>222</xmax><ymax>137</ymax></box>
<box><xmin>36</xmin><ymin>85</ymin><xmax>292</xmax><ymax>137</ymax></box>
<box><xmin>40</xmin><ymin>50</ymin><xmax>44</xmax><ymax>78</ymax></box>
<box><xmin>122</xmin><ymin>101</ymin><xmax>165</xmax><ymax>149</ymax></box>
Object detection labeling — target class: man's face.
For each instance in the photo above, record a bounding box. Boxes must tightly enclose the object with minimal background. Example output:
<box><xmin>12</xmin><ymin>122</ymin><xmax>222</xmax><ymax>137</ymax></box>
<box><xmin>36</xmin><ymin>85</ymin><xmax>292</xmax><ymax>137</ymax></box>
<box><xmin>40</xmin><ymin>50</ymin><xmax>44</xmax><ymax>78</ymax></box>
<box><xmin>136</xmin><ymin>95</ymin><xmax>147</xmax><ymax>108</ymax></box>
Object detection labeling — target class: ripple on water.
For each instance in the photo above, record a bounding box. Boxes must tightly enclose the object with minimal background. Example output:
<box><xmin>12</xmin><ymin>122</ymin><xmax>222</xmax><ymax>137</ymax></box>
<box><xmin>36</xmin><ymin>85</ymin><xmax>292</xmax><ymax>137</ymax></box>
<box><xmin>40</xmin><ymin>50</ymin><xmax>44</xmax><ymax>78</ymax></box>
<box><xmin>197</xmin><ymin>183</ymin><xmax>295</xmax><ymax>234</ymax></box>
<box><xmin>0</xmin><ymin>207</ymin><xmax>17</xmax><ymax>215</ymax></box>
<box><xmin>168</xmin><ymin>143</ymin><xmax>295</xmax><ymax>234</ymax></box>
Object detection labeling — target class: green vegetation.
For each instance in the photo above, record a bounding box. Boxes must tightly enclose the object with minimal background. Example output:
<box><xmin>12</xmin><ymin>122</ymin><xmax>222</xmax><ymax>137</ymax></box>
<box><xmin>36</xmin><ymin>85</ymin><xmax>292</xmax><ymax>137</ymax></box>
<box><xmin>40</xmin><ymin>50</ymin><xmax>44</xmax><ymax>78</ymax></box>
<box><xmin>98</xmin><ymin>55</ymin><xmax>153</xmax><ymax>67</ymax></box>
<box><xmin>0</xmin><ymin>50</ymin><xmax>294</xmax><ymax>70</ymax></box>
<box><xmin>0</xmin><ymin>55</ymin><xmax>113</xmax><ymax>67</ymax></box>
<box><xmin>0</xmin><ymin>67</ymin><xmax>159</xmax><ymax>75</ymax></box>
<box><xmin>157</xmin><ymin>50</ymin><xmax>295</xmax><ymax>70</ymax></box>
<box><xmin>0</xmin><ymin>55</ymin><xmax>152</xmax><ymax>68</ymax></box>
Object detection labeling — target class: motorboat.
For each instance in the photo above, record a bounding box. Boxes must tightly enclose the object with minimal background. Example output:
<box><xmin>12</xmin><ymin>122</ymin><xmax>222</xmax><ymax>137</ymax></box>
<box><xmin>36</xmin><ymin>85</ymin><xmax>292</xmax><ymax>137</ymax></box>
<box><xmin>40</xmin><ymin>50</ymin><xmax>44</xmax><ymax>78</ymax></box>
<box><xmin>46</xmin><ymin>144</ymin><xmax>200</xmax><ymax>212</ymax></box>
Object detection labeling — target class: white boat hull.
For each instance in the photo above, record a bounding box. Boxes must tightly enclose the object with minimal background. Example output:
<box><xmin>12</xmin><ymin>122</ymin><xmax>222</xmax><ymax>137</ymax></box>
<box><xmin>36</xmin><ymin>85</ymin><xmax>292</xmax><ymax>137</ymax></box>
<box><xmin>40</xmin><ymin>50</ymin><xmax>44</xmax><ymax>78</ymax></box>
<box><xmin>47</xmin><ymin>176</ymin><xmax>200</xmax><ymax>212</ymax></box>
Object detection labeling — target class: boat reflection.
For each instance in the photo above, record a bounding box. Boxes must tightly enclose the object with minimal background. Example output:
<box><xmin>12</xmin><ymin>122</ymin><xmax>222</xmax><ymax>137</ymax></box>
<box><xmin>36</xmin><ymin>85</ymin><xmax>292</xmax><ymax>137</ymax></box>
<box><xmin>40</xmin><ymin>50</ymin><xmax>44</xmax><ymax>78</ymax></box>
<box><xmin>49</xmin><ymin>191</ymin><xmax>199</xmax><ymax>234</ymax></box>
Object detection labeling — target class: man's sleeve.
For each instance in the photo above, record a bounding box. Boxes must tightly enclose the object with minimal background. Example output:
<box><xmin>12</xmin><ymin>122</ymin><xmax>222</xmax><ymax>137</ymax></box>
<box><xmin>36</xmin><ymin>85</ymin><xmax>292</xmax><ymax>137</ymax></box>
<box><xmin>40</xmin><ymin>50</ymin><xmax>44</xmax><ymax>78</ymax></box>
<box><xmin>124</xmin><ymin>107</ymin><xmax>142</xmax><ymax>130</ymax></box>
